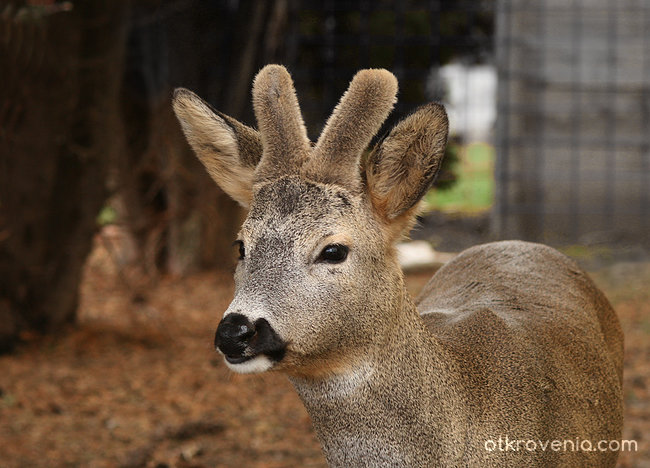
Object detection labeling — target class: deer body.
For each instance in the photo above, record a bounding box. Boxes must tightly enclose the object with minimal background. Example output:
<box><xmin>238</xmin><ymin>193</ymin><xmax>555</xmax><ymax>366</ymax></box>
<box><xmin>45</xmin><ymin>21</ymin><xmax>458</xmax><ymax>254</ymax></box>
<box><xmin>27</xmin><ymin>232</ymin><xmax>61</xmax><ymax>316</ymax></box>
<box><xmin>172</xmin><ymin>65</ymin><xmax>623</xmax><ymax>467</ymax></box>
<box><xmin>292</xmin><ymin>240</ymin><xmax>622</xmax><ymax>467</ymax></box>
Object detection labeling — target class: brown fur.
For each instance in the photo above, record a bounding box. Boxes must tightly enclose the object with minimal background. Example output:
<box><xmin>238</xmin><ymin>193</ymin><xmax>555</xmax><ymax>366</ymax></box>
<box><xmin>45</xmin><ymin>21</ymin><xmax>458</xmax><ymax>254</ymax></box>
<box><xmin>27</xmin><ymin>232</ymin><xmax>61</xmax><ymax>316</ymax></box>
<box><xmin>172</xmin><ymin>65</ymin><xmax>623</xmax><ymax>467</ymax></box>
<box><xmin>303</xmin><ymin>69</ymin><xmax>398</xmax><ymax>190</ymax></box>
<box><xmin>366</xmin><ymin>102</ymin><xmax>448</xmax><ymax>221</ymax></box>
<box><xmin>172</xmin><ymin>88</ymin><xmax>261</xmax><ymax>206</ymax></box>
<box><xmin>416</xmin><ymin>241</ymin><xmax>623</xmax><ymax>466</ymax></box>
<box><xmin>251</xmin><ymin>64</ymin><xmax>311</xmax><ymax>183</ymax></box>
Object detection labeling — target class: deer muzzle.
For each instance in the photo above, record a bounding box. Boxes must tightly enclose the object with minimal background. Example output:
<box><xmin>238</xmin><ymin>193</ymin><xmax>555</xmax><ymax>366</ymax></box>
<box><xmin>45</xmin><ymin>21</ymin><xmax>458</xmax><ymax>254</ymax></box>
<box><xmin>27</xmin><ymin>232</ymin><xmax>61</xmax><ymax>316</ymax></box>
<box><xmin>215</xmin><ymin>313</ymin><xmax>286</xmax><ymax>366</ymax></box>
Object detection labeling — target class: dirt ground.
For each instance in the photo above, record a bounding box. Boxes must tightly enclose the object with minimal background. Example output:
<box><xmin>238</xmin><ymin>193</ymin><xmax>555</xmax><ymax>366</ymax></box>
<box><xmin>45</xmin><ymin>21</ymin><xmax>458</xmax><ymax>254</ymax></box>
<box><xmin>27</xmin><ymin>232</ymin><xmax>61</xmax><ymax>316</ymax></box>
<box><xmin>1</xmin><ymin>237</ymin><xmax>648</xmax><ymax>468</ymax></box>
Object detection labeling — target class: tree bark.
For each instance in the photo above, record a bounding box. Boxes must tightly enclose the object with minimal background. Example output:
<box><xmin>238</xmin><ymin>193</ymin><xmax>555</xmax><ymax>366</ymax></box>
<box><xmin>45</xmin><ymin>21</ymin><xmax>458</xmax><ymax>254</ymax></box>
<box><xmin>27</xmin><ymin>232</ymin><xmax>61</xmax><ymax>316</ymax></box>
<box><xmin>117</xmin><ymin>0</ymin><xmax>292</xmax><ymax>276</ymax></box>
<box><xmin>0</xmin><ymin>2</ymin><xmax>129</xmax><ymax>351</ymax></box>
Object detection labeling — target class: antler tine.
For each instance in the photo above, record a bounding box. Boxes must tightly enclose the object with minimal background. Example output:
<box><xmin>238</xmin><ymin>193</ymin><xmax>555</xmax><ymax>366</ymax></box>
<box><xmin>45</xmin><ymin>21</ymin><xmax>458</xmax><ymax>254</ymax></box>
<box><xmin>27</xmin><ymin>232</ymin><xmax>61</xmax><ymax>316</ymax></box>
<box><xmin>303</xmin><ymin>69</ymin><xmax>398</xmax><ymax>190</ymax></box>
<box><xmin>252</xmin><ymin>64</ymin><xmax>311</xmax><ymax>183</ymax></box>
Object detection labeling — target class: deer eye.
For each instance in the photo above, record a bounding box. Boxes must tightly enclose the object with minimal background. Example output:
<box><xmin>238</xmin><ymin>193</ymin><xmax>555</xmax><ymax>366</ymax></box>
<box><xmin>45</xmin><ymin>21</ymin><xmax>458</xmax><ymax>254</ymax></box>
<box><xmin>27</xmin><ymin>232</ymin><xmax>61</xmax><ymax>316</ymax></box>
<box><xmin>233</xmin><ymin>240</ymin><xmax>245</xmax><ymax>260</ymax></box>
<box><xmin>317</xmin><ymin>244</ymin><xmax>349</xmax><ymax>264</ymax></box>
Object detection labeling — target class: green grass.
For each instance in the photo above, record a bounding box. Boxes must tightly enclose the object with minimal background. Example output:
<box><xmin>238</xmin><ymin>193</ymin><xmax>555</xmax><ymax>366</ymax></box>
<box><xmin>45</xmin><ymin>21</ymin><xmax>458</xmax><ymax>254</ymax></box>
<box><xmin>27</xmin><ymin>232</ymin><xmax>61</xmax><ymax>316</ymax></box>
<box><xmin>425</xmin><ymin>142</ymin><xmax>495</xmax><ymax>214</ymax></box>
<box><xmin>96</xmin><ymin>205</ymin><xmax>117</xmax><ymax>226</ymax></box>
<box><xmin>560</xmin><ymin>244</ymin><xmax>613</xmax><ymax>263</ymax></box>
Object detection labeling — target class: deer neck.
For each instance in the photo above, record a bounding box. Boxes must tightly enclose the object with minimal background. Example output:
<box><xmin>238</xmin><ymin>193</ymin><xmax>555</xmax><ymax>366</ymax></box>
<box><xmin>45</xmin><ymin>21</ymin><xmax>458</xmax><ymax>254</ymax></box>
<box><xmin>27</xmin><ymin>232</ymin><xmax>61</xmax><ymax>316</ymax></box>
<box><xmin>288</xmin><ymin>283</ymin><xmax>465</xmax><ymax>467</ymax></box>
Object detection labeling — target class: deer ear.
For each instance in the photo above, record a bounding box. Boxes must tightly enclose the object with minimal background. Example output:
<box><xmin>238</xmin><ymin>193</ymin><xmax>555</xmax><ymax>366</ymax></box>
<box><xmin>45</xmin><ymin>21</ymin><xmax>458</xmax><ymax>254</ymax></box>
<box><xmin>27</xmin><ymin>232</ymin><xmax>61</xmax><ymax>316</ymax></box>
<box><xmin>365</xmin><ymin>103</ymin><xmax>448</xmax><ymax>228</ymax></box>
<box><xmin>172</xmin><ymin>88</ymin><xmax>263</xmax><ymax>207</ymax></box>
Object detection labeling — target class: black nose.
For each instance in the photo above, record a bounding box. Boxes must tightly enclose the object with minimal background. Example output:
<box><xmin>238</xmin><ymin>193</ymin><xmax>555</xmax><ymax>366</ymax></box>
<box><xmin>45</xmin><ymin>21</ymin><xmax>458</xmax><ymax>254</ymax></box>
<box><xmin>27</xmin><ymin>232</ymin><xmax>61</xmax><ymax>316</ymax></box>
<box><xmin>215</xmin><ymin>313</ymin><xmax>256</xmax><ymax>358</ymax></box>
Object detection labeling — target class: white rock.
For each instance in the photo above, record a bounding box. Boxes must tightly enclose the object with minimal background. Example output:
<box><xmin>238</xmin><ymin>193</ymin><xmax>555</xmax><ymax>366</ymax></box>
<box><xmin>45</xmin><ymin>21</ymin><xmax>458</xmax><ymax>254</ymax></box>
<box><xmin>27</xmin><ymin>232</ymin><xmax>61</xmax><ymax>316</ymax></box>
<box><xmin>396</xmin><ymin>241</ymin><xmax>456</xmax><ymax>272</ymax></box>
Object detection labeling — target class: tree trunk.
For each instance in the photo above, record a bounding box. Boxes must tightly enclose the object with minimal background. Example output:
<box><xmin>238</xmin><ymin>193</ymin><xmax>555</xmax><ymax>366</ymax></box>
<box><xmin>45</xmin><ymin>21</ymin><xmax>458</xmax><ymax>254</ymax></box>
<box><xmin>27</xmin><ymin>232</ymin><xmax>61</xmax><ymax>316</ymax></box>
<box><xmin>117</xmin><ymin>0</ymin><xmax>291</xmax><ymax>277</ymax></box>
<box><xmin>0</xmin><ymin>2</ymin><xmax>129</xmax><ymax>351</ymax></box>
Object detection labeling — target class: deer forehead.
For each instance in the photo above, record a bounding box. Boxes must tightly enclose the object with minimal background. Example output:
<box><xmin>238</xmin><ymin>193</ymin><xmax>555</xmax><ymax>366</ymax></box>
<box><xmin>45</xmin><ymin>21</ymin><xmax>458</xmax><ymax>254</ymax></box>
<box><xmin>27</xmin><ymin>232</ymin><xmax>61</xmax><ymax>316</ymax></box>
<box><xmin>242</xmin><ymin>176</ymin><xmax>360</xmax><ymax>241</ymax></box>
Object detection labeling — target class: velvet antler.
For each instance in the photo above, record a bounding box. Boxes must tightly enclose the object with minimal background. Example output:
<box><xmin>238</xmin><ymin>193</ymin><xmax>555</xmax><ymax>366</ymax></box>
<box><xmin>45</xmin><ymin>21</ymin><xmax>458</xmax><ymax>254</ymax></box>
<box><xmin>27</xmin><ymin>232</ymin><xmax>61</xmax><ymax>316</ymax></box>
<box><xmin>302</xmin><ymin>69</ymin><xmax>398</xmax><ymax>190</ymax></box>
<box><xmin>252</xmin><ymin>65</ymin><xmax>311</xmax><ymax>183</ymax></box>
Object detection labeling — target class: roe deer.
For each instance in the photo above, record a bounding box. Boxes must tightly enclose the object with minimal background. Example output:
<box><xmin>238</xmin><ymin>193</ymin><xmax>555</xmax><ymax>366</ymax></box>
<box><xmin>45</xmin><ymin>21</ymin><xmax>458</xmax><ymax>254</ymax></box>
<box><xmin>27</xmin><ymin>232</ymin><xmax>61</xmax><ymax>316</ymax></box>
<box><xmin>172</xmin><ymin>65</ymin><xmax>623</xmax><ymax>467</ymax></box>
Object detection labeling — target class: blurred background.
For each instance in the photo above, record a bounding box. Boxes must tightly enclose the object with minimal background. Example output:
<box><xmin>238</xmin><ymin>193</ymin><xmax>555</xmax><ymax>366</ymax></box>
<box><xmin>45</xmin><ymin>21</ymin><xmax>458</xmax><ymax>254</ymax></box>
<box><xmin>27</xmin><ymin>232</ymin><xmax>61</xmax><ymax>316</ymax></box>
<box><xmin>0</xmin><ymin>1</ymin><xmax>648</xmax><ymax>467</ymax></box>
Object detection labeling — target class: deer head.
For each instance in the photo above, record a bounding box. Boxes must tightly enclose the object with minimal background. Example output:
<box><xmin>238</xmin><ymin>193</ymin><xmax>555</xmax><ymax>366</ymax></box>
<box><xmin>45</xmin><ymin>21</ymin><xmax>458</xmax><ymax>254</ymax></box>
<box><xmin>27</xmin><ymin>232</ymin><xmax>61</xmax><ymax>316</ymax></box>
<box><xmin>172</xmin><ymin>65</ymin><xmax>448</xmax><ymax>378</ymax></box>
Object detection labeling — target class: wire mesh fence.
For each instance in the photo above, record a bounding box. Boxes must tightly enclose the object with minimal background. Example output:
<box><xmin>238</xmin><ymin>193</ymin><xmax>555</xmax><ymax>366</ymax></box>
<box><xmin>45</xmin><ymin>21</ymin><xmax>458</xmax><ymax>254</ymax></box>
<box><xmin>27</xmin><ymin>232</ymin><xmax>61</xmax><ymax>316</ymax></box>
<box><xmin>494</xmin><ymin>0</ymin><xmax>650</xmax><ymax>246</ymax></box>
<box><xmin>282</xmin><ymin>0</ymin><xmax>650</xmax><ymax>247</ymax></box>
<box><xmin>7</xmin><ymin>0</ymin><xmax>646</xmax><ymax>253</ymax></box>
<box><xmin>283</xmin><ymin>0</ymin><xmax>494</xmax><ymax>141</ymax></box>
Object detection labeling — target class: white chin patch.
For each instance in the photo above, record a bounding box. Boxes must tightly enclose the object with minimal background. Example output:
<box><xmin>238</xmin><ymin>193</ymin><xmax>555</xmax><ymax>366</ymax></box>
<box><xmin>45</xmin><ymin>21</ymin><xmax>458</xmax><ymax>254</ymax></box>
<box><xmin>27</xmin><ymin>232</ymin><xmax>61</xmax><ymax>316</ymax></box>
<box><xmin>225</xmin><ymin>355</ymin><xmax>273</xmax><ymax>374</ymax></box>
